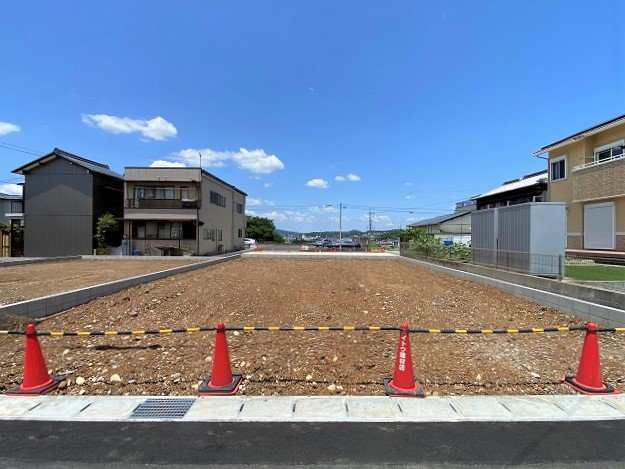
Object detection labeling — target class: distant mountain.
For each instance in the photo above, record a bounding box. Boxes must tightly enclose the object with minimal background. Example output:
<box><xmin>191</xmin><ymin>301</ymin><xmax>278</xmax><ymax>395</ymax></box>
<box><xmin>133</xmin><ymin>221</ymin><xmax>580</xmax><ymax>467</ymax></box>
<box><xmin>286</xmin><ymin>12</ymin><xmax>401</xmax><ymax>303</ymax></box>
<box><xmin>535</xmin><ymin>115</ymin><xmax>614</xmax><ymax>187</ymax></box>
<box><xmin>275</xmin><ymin>229</ymin><xmax>302</xmax><ymax>238</ymax></box>
<box><xmin>275</xmin><ymin>228</ymin><xmax>402</xmax><ymax>240</ymax></box>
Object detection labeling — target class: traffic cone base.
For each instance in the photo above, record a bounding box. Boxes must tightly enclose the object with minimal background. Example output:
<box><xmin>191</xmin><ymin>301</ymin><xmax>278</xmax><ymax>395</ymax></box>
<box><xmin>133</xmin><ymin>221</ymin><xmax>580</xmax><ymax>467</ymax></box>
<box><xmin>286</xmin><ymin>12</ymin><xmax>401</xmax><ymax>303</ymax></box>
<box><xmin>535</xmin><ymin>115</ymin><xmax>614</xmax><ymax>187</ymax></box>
<box><xmin>198</xmin><ymin>374</ymin><xmax>242</xmax><ymax>396</ymax></box>
<box><xmin>384</xmin><ymin>377</ymin><xmax>425</xmax><ymax>397</ymax></box>
<box><xmin>562</xmin><ymin>322</ymin><xmax>619</xmax><ymax>395</ymax></box>
<box><xmin>561</xmin><ymin>375</ymin><xmax>620</xmax><ymax>395</ymax></box>
<box><xmin>7</xmin><ymin>375</ymin><xmax>65</xmax><ymax>396</ymax></box>
<box><xmin>384</xmin><ymin>323</ymin><xmax>425</xmax><ymax>398</ymax></box>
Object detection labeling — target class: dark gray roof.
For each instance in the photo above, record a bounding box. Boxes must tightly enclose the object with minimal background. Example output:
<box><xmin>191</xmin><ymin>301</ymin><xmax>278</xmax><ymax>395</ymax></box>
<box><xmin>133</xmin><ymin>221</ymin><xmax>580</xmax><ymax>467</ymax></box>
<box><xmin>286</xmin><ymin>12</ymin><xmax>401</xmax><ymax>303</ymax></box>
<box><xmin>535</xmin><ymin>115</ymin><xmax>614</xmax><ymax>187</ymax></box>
<box><xmin>0</xmin><ymin>193</ymin><xmax>21</xmax><ymax>200</ymax></box>
<box><xmin>408</xmin><ymin>211</ymin><xmax>469</xmax><ymax>228</ymax></box>
<box><xmin>13</xmin><ymin>148</ymin><xmax>123</xmax><ymax>179</ymax></box>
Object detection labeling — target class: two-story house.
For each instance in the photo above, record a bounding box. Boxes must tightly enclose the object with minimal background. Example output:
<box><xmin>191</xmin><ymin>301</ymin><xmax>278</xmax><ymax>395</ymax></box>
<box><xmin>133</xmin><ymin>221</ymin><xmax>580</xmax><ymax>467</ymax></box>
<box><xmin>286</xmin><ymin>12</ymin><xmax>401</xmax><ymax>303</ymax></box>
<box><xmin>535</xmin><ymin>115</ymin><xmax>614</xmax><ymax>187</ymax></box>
<box><xmin>123</xmin><ymin>167</ymin><xmax>246</xmax><ymax>255</ymax></box>
<box><xmin>0</xmin><ymin>192</ymin><xmax>24</xmax><ymax>257</ymax></box>
<box><xmin>533</xmin><ymin>114</ymin><xmax>625</xmax><ymax>252</ymax></box>
<box><xmin>0</xmin><ymin>192</ymin><xmax>23</xmax><ymax>228</ymax></box>
<box><xmin>13</xmin><ymin>148</ymin><xmax>124</xmax><ymax>257</ymax></box>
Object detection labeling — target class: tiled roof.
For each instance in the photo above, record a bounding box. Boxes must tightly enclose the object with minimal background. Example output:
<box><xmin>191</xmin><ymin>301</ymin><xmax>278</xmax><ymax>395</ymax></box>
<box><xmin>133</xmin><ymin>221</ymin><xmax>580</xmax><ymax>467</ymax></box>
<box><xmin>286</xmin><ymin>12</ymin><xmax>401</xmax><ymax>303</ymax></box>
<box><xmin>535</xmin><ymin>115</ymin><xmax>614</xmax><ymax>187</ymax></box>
<box><xmin>0</xmin><ymin>192</ymin><xmax>21</xmax><ymax>200</ymax></box>
<box><xmin>13</xmin><ymin>148</ymin><xmax>123</xmax><ymax>179</ymax></box>
<box><xmin>534</xmin><ymin>113</ymin><xmax>625</xmax><ymax>155</ymax></box>
<box><xmin>473</xmin><ymin>170</ymin><xmax>547</xmax><ymax>200</ymax></box>
<box><xmin>408</xmin><ymin>211</ymin><xmax>468</xmax><ymax>227</ymax></box>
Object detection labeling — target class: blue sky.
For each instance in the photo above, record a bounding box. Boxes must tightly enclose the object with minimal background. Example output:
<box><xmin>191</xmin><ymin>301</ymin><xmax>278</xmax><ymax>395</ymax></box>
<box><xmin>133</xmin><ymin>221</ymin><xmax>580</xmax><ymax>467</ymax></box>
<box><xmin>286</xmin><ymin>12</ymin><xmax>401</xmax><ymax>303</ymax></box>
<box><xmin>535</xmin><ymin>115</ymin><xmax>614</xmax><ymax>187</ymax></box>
<box><xmin>1</xmin><ymin>1</ymin><xmax>624</xmax><ymax>232</ymax></box>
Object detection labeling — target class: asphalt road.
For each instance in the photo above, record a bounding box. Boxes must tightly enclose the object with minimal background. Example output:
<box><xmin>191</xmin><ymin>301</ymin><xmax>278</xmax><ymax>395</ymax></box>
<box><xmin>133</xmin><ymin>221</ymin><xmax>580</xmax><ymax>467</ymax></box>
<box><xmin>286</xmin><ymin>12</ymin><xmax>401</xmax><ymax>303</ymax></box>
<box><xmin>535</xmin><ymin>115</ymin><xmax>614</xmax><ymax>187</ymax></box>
<box><xmin>1</xmin><ymin>420</ymin><xmax>625</xmax><ymax>466</ymax></box>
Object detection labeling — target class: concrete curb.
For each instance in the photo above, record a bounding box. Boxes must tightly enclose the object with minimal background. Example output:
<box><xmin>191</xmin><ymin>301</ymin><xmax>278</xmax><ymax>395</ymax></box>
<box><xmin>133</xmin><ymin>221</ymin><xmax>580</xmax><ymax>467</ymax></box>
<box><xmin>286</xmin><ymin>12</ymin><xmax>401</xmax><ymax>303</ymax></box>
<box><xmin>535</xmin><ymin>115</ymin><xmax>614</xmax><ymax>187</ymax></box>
<box><xmin>242</xmin><ymin>251</ymin><xmax>398</xmax><ymax>259</ymax></box>
<box><xmin>1</xmin><ymin>394</ymin><xmax>624</xmax><ymax>422</ymax></box>
<box><xmin>401</xmin><ymin>251</ymin><xmax>625</xmax><ymax>311</ymax></box>
<box><xmin>0</xmin><ymin>256</ymin><xmax>81</xmax><ymax>268</ymax></box>
<box><xmin>399</xmin><ymin>255</ymin><xmax>625</xmax><ymax>327</ymax></box>
<box><xmin>0</xmin><ymin>253</ymin><xmax>240</xmax><ymax>318</ymax></box>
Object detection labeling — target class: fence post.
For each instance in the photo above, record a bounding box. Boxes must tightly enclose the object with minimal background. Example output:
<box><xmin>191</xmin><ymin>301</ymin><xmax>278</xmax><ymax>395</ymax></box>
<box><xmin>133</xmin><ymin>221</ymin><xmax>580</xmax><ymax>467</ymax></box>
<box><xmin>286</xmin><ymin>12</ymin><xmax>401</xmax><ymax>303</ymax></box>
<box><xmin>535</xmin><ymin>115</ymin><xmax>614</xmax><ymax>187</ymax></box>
<box><xmin>558</xmin><ymin>254</ymin><xmax>563</xmax><ymax>280</ymax></box>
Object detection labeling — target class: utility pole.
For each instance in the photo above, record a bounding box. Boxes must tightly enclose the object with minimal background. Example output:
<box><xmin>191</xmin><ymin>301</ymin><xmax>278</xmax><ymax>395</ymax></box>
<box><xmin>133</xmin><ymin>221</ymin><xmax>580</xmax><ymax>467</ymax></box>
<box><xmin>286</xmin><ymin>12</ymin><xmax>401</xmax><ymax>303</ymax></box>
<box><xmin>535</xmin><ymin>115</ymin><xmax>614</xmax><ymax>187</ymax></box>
<box><xmin>368</xmin><ymin>209</ymin><xmax>373</xmax><ymax>251</ymax></box>
<box><xmin>339</xmin><ymin>202</ymin><xmax>343</xmax><ymax>252</ymax></box>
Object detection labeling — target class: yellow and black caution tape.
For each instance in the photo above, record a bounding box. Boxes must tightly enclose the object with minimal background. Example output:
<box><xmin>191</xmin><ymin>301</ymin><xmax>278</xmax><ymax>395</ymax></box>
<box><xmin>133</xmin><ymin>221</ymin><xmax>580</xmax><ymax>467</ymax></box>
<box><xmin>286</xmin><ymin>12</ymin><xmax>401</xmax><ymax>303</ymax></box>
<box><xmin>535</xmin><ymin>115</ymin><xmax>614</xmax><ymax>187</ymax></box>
<box><xmin>1</xmin><ymin>324</ymin><xmax>624</xmax><ymax>336</ymax></box>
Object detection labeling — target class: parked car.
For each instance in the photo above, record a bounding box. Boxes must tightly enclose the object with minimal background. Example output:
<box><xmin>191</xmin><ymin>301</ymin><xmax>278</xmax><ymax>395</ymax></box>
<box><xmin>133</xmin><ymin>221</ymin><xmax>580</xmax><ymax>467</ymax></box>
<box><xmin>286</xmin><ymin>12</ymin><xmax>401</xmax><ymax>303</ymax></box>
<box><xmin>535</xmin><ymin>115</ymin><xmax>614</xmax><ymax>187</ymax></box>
<box><xmin>311</xmin><ymin>238</ymin><xmax>332</xmax><ymax>247</ymax></box>
<box><xmin>328</xmin><ymin>240</ymin><xmax>361</xmax><ymax>249</ymax></box>
<box><xmin>244</xmin><ymin>238</ymin><xmax>257</xmax><ymax>249</ymax></box>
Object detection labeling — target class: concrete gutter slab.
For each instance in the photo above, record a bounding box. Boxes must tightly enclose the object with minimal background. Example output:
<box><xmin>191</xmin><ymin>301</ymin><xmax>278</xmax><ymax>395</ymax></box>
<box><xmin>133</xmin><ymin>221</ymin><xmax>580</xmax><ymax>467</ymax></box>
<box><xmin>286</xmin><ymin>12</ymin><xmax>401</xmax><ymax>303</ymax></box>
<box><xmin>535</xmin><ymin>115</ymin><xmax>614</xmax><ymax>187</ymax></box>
<box><xmin>183</xmin><ymin>397</ymin><xmax>244</xmax><ymax>421</ymax></box>
<box><xmin>0</xmin><ymin>396</ymin><xmax>44</xmax><ymax>418</ymax></box>
<box><xmin>2</xmin><ymin>394</ymin><xmax>625</xmax><ymax>423</ymax></box>
<box><xmin>74</xmin><ymin>396</ymin><xmax>146</xmax><ymax>421</ymax></box>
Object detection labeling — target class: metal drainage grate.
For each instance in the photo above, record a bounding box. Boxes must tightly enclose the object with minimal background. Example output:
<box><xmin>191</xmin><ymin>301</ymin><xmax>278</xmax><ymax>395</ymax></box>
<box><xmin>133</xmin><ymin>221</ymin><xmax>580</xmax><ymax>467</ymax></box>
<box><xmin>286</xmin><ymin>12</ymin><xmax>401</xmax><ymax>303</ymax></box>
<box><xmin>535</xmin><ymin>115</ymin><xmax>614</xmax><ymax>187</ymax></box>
<box><xmin>131</xmin><ymin>398</ymin><xmax>195</xmax><ymax>420</ymax></box>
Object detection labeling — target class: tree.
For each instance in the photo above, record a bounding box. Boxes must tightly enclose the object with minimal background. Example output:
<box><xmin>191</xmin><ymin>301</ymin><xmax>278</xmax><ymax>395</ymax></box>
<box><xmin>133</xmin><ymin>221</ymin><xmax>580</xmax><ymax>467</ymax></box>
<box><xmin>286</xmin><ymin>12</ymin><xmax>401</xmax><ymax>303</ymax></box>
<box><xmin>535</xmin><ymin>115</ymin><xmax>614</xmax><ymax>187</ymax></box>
<box><xmin>245</xmin><ymin>216</ymin><xmax>282</xmax><ymax>242</ymax></box>
<box><xmin>95</xmin><ymin>213</ymin><xmax>121</xmax><ymax>254</ymax></box>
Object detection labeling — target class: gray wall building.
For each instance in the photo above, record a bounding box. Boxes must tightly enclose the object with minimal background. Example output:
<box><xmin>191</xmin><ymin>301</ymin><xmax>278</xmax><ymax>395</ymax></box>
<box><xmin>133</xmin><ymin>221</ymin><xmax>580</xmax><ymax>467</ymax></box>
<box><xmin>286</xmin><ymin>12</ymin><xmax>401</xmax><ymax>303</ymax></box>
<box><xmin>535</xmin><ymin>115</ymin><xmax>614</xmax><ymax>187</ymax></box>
<box><xmin>13</xmin><ymin>148</ymin><xmax>123</xmax><ymax>257</ymax></box>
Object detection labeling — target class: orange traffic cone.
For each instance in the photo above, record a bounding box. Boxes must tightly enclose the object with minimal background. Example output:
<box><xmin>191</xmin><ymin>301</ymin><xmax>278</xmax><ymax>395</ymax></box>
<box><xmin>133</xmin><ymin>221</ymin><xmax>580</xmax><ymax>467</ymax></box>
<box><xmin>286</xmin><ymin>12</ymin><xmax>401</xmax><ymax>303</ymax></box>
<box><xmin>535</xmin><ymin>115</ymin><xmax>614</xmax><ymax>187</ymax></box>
<box><xmin>384</xmin><ymin>323</ymin><xmax>425</xmax><ymax>397</ymax></box>
<box><xmin>199</xmin><ymin>322</ymin><xmax>242</xmax><ymax>396</ymax></box>
<box><xmin>562</xmin><ymin>322</ymin><xmax>619</xmax><ymax>394</ymax></box>
<box><xmin>7</xmin><ymin>324</ymin><xmax>65</xmax><ymax>395</ymax></box>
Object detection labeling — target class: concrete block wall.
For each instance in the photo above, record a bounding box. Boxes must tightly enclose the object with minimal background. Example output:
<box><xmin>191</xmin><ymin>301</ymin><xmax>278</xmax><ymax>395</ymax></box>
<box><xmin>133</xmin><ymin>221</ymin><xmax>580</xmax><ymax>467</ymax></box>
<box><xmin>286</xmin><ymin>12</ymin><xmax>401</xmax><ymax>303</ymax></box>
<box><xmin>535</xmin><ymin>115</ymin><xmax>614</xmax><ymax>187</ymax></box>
<box><xmin>0</xmin><ymin>253</ymin><xmax>240</xmax><ymax>319</ymax></box>
<box><xmin>399</xmin><ymin>255</ymin><xmax>625</xmax><ymax>327</ymax></box>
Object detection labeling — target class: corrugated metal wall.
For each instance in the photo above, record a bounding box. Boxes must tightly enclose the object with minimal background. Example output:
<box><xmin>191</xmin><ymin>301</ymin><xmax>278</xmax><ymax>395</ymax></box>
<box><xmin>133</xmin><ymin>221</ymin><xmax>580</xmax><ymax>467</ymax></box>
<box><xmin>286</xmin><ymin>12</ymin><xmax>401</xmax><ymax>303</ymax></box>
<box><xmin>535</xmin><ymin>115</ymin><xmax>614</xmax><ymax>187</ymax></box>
<box><xmin>498</xmin><ymin>205</ymin><xmax>530</xmax><ymax>252</ymax></box>
<box><xmin>24</xmin><ymin>158</ymin><xmax>94</xmax><ymax>256</ymax></box>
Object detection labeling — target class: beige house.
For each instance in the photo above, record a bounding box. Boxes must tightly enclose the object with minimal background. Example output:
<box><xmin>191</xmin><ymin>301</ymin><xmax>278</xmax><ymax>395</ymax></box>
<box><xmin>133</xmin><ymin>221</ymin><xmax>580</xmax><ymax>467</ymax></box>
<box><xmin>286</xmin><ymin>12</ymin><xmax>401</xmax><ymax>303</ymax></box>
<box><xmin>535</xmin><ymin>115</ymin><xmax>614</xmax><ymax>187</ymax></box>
<box><xmin>123</xmin><ymin>167</ymin><xmax>246</xmax><ymax>255</ymax></box>
<box><xmin>533</xmin><ymin>114</ymin><xmax>625</xmax><ymax>252</ymax></box>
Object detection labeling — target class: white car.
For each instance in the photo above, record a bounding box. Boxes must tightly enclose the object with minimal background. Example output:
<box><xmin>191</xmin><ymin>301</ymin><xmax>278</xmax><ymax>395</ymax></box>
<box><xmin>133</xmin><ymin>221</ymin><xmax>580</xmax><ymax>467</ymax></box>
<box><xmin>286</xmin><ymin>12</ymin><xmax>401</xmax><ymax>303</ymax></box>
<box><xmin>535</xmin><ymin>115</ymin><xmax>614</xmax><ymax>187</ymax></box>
<box><xmin>244</xmin><ymin>238</ymin><xmax>257</xmax><ymax>250</ymax></box>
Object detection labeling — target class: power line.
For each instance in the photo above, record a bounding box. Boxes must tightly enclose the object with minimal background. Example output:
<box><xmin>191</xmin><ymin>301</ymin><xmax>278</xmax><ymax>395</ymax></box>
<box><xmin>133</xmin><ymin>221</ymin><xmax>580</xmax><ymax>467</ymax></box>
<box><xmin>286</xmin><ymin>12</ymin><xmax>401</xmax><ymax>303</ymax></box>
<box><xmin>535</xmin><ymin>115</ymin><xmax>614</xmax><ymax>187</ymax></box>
<box><xmin>0</xmin><ymin>141</ymin><xmax>42</xmax><ymax>156</ymax></box>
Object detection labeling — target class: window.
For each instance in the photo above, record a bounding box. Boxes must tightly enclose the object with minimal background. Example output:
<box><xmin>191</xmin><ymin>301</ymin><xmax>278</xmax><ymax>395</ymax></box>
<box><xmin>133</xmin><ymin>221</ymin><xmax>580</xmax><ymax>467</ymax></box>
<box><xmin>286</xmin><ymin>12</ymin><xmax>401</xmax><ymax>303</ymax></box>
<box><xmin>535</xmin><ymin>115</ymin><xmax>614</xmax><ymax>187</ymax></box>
<box><xmin>163</xmin><ymin>187</ymin><xmax>174</xmax><ymax>199</ymax></box>
<box><xmin>145</xmin><ymin>222</ymin><xmax>158</xmax><ymax>238</ymax></box>
<box><xmin>134</xmin><ymin>221</ymin><xmax>194</xmax><ymax>239</ymax></box>
<box><xmin>594</xmin><ymin>140</ymin><xmax>624</xmax><ymax>162</ymax></box>
<box><xmin>217</xmin><ymin>229</ymin><xmax>223</xmax><ymax>241</ymax></box>
<box><xmin>238</xmin><ymin>228</ymin><xmax>243</xmax><ymax>238</ymax></box>
<box><xmin>203</xmin><ymin>228</ymin><xmax>211</xmax><ymax>240</ymax></box>
<box><xmin>550</xmin><ymin>156</ymin><xmax>566</xmax><ymax>181</ymax></box>
<box><xmin>210</xmin><ymin>191</ymin><xmax>226</xmax><ymax>207</ymax></box>
<box><xmin>10</xmin><ymin>201</ymin><xmax>22</xmax><ymax>213</ymax></box>
<box><xmin>235</xmin><ymin>203</ymin><xmax>243</xmax><ymax>214</ymax></box>
<box><xmin>180</xmin><ymin>187</ymin><xmax>189</xmax><ymax>199</ymax></box>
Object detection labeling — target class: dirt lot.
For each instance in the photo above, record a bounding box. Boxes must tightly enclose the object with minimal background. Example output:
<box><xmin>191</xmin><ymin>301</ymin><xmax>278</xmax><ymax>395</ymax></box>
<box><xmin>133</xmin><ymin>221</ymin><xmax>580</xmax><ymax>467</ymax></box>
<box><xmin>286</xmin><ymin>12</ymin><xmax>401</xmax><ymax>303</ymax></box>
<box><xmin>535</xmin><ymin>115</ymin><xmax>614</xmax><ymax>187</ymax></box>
<box><xmin>0</xmin><ymin>259</ymin><xmax>197</xmax><ymax>305</ymax></box>
<box><xmin>1</xmin><ymin>258</ymin><xmax>623</xmax><ymax>396</ymax></box>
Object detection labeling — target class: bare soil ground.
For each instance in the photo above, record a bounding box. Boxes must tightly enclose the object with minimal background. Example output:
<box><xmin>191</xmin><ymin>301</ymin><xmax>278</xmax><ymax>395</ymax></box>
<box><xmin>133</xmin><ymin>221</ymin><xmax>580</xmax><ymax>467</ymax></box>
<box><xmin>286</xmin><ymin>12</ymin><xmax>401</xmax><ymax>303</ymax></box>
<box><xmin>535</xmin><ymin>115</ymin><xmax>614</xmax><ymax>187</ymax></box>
<box><xmin>1</xmin><ymin>258</ymin><xmax>623</xmax><ymax>396</ymax></box>
<box><xmin>0</xmin><ymin>259</ymin><xmax>197</xmax><ymax>305</ymax></box>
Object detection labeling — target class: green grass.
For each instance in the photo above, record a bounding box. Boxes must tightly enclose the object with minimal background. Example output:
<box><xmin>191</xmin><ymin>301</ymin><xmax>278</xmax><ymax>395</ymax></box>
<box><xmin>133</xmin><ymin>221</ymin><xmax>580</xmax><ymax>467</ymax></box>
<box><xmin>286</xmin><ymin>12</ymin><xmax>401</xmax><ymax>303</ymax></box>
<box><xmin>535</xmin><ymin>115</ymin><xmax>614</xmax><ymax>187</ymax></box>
<box><xmin>565</xmin><ymin>264</ymin><xmax>625</xmax><ymax>281</ymax></box>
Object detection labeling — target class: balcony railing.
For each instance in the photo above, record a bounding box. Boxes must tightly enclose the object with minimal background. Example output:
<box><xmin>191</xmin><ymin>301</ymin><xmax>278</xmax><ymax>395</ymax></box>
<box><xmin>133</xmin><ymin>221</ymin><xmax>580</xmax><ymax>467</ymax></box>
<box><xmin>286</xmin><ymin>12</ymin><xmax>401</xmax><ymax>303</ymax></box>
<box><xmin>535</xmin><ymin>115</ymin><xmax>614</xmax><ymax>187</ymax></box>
<box><xmin>573</xmin><ymin>153</ymin><xmax>625</xmax><ymax>171</ymax></box>
<box><xmin>125</xmin><ymin>198</ymin><xmax>199</xmax><ymax>209</ymax></box>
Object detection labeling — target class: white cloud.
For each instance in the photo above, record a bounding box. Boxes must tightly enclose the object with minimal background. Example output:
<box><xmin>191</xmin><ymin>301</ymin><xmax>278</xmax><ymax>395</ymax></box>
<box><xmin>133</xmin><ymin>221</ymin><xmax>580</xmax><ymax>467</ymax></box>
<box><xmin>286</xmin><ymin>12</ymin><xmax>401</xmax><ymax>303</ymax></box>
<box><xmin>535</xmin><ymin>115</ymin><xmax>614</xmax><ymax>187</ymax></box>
<box><xmin>260</xmin><ymin>210</ymin><xmax>314</xmax><ymax>224</ymax></box>
<box><xmin>359</xmin><ymin>214</ymin><xmax>391</xmax><ymax>224</ymax></box>
<box><xmin>263</xmin><ymin>182</ymin><xmax>273</xmax><ymax>188</ymax></box>
<box><xmin>0</xmin><ymin>122</ymin><xmax>20</xmax><ymax>135</ymax></box>
<box><xmin>404</xmin><ymin>182</ymin><xmax>413</xmax><ymax>186</ymax></box>
<box><xmin>247</xmin><ymin>198</ymin><xmax>275</xmax><ymax>207</ymax></box>
<box><xmin>405</xmin><ymin>194</ymin><xmax>415</xmax><ymax>200</ymax></box>
<box><xmin>0</xmin><ymin>183</ymin><xmax>22</xmax><ymax>195</ymax></box>
<box><xmin>159</xmin><ymin>147</ymin><xmax>284</xmax><ymax>174</ymax></box>
<box><xmin>81</xmin><ymin>114</ymin><xmax>177</xmax><ymax>141</ymax></box>
<box><xmin>309</xmin><ymin>205</ymin><xmax>337</xmax><ymax>213</ymax></box>
<box><xmin>306</xmin><ymin>178</ymin><xmax>328</xmax><ymax>189</ymax></box>
<box><xmin>150</xmin><ymin>160</ymin><xmax>186</xmax><ymax>168</ymax></box>
<box><xmin>231</xmin><ymin>148</ymin><xmax>284</xmax><ymax>174</ymax></box>
<box><xmin>335</xmin><ymin>173</ymin><xmax>361</xmax><ymax>182</ymax></box>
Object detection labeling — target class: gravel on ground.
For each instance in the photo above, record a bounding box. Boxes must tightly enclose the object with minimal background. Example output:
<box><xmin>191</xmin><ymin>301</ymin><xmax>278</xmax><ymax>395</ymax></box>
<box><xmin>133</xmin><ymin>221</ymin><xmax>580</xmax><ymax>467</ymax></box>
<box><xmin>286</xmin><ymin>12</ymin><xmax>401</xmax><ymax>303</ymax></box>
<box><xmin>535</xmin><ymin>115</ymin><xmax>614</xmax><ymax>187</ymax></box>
<box><xmin>1</xmin><ymin>258</ymin><xmax>623</xmax><ymax>397</ymax></box>
<box><xmin>0</xmin><ymin>259</ymin><xmax>197</xmax><ymax>305</ymax></box>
